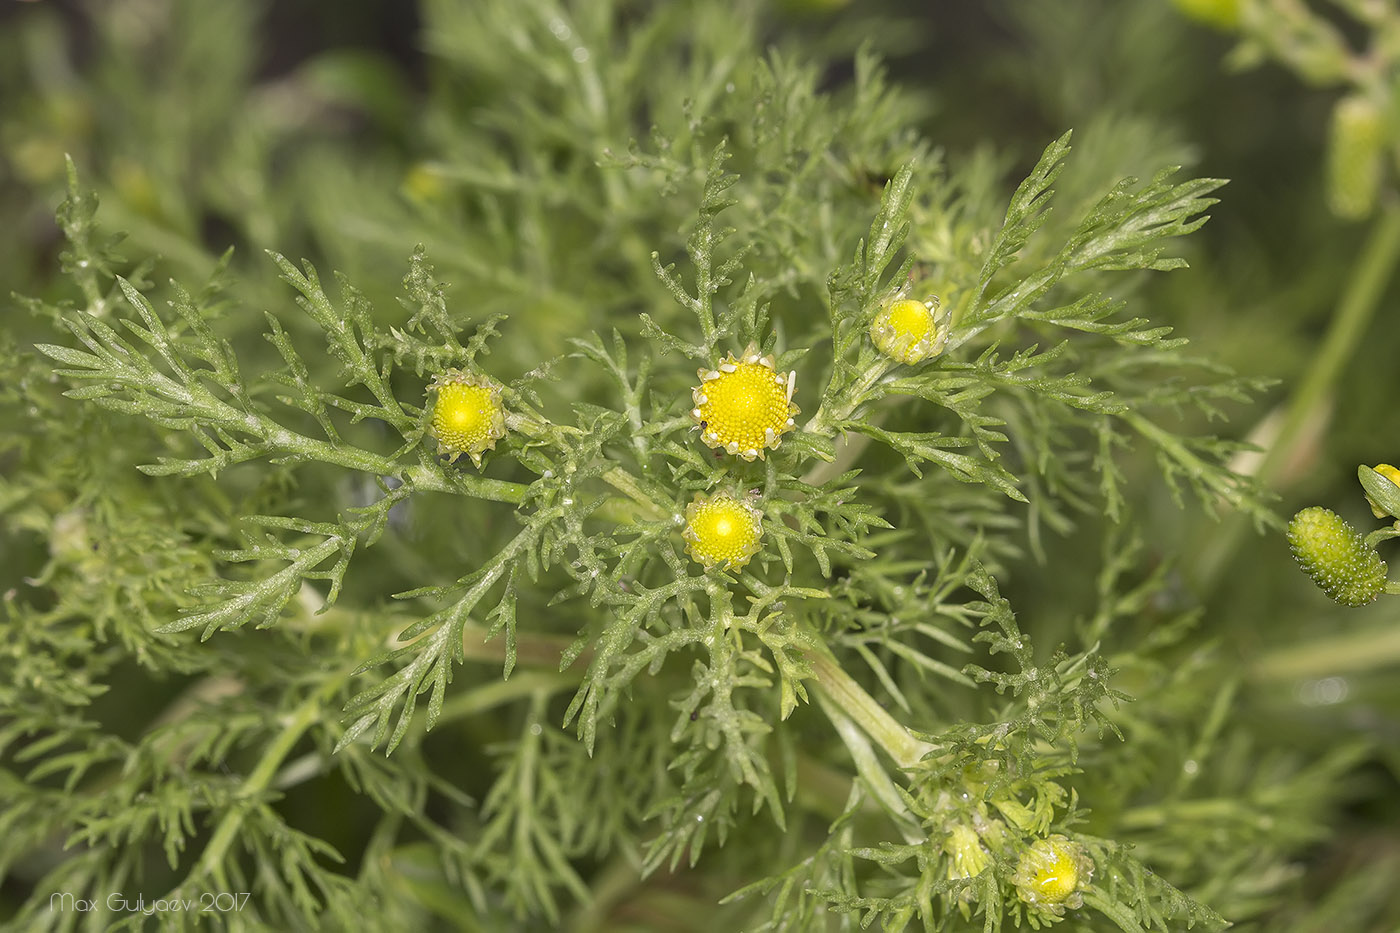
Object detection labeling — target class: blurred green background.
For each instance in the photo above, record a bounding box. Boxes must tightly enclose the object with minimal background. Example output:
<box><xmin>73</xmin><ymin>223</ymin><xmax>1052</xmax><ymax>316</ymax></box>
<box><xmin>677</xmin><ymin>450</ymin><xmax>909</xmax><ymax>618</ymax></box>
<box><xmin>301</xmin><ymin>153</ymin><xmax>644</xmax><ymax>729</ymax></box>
<box><xmin>3</xmin><ymin>0</ymin><xmax>1399</xmax><ymax>928</ymax></box>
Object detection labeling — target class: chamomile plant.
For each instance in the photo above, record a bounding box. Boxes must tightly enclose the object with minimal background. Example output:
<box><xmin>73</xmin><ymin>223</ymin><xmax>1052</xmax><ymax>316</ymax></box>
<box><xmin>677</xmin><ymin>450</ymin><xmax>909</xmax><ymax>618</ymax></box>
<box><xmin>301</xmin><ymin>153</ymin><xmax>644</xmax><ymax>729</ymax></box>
<box><xmin>3</xmin><ymin>1</ymin><xmax>1321</xmax><ymax>931</ymax></box>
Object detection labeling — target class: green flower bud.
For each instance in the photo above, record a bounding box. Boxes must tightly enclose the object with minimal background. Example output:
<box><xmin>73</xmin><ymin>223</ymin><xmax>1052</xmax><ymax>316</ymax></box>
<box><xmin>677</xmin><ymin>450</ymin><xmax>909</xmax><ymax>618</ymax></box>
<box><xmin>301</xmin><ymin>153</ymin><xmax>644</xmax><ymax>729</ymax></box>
<box><xmin>1362</xmin><ymin>464</ymin><xmax>1400</xmax><ymax>520</ymax></box>
<box><xmin>1287</xmin><ymin>506</ymin><xmax>1387</xmax><ymax>607</ymax></box>
<box><xmin>944</xmin><ymin>823</ymin><xmax>990</xmax><ymax>881</ymax></box>
<box><xmin>1326</xmin><ymin>95</ymin><xmax>1385</xmax><ymax>221</ymax></box>
<box><xmin>1170</xmin><ymin>0</ymin><xmax>1240</xmax><ymax>30</ymax></box>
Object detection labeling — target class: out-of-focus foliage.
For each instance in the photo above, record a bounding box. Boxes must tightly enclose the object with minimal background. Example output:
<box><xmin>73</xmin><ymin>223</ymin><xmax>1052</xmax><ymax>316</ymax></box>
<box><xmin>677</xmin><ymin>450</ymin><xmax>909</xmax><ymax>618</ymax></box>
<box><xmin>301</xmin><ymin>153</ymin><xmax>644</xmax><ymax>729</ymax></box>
<box><xmin>2</xmin><ymin>1</ymin><xmax>1399</xmax><ymax>931</ymax></box>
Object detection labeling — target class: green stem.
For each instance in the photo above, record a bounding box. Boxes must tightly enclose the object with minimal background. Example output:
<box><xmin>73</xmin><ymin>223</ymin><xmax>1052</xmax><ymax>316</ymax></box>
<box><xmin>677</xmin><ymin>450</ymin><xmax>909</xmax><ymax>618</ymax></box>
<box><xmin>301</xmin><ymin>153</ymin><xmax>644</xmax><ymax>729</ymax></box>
<box><xmin>403</xmin><ymin>462</ymin><xmax>528</xmax><ymax>504</ymax></box>
<box><xmin>816</xmin><ymin>693</ymin><xmax>925</xmax><ymax>844</ymax></box>
<box><xmin>804</xmin><ymin>647</ymin><xmax>933</xmax><ymax>770</ymax></box>
<box><xmin>1262</xmin><ymin>202</ymin><xmax>1400</xmax><ymax>488</ymax></box>
<box><xmin>1194</xmin><ymin>201</ymin><xmax>1400</xmax><ymax>594</ymax></box>
<box><xmin>1249</xmin><ymin>622</ymin><xmax>1400</xmax><ymax>680</ymax></box>
<box><xmin>1118</xmin><ymin>796</ymin><xmax>1275</xmax><ymax>830</ymax></box>
<box><xmin>191</xmin><ymin>675</ymin><xmax>344</xmax><ymax>887</ymax></box>
<box><xmin>601</xmin><ymin>466</ymin><xmax>671</xmax><ymax>520</ymax></box>
<box><xmin>459</xmin><ymin>621</ymin><xmax>587</xmax><ymax>669</ymax></box>
<box><xmin>800</xmin><ymin>426</ymin><xmax>876</xmax><ymax>487</ymax></box>
<box><xmin>805</xmin><ymin>356</ymin><xmax>892</xmax><ymax>437</ymax></box>
<box><xmin>431</xmin><ymin>671</ymin><xmax>579</xmax><ymax>728</ymax></box>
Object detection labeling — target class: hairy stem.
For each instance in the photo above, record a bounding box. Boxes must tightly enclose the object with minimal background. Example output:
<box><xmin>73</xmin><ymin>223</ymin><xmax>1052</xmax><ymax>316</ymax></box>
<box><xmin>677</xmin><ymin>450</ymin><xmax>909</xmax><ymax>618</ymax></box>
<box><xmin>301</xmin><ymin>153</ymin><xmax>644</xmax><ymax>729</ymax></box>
<box><xmin>403</xmin><ymin>462</ymin><xmax>529</xmax><ymax>504</ymax></box>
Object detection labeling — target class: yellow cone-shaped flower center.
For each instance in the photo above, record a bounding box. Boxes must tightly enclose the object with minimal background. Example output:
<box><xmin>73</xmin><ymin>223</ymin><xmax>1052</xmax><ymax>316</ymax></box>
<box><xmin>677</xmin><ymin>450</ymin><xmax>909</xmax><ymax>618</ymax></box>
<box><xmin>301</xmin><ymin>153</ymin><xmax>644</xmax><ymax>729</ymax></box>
<box><xmin>887</xmin><ymin>299</ymin><xmax>933</xmax><ymax>340</ymax></box>
<box><xmin>1013</xmin><ymin>835</ymin><xmax>1092</xmax><ymax>912</ymax></box>
<box><xmin>684</xmin><ymin>495</ymin><xmax>763</xmax><ymax>569</ymax></box>
<box><xmin>1027</xmin><ymin>847</ymin><xmax>1079</xmax><ymax>902</ymax></box>
<box><xmin>429</xmin><ymin>374</ymin><xmax>507</xmax><ymax>467</ymax></box>
<box><xmin>691</xmin><ymin>351</ymin><xmax>797</xmax><ymax>461</ymax></box>
<box><xmin>434</xmin><ymin>384</ymin><xmax>494</xmax><ymax>443</ymax></box>
<box><xmin>870</xmin><ymin>297</ymin><xmax>946</xmax><ymax>365</ymax></box>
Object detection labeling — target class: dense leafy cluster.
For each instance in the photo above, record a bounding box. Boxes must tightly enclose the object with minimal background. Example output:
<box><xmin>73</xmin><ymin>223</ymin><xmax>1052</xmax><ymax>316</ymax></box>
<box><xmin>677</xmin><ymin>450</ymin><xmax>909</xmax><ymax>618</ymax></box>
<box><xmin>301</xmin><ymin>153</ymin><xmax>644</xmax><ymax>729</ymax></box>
<box><xmin>3</xmin><ymin>1</ymin><xmax>1393</xmax><ymax>931</ymax></box>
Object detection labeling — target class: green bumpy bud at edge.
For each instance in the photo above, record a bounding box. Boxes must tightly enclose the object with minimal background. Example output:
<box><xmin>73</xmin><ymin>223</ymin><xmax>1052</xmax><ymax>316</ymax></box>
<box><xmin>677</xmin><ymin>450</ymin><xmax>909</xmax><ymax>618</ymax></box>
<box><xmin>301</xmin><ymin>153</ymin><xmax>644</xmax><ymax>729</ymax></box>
<box><xmin>1287</xmin><ymin>507</ymin><xmax>1387</xmax><ymax>607</ymax></box>
<box><xmin>1326</xmin><ymin>95</ymin><xmax>1385</xmax><ymax>221</ymax></box>
<box><xmin>1170</xmin><ymin>0</ymin><xmax>1240</xmax><ymax>30</ymax></box>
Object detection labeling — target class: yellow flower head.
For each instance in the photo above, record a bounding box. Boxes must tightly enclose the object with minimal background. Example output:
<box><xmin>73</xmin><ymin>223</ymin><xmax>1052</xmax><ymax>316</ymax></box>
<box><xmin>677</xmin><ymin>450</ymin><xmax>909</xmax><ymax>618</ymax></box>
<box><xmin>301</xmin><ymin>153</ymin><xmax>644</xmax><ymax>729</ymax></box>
<box><xmin>1012</xmin><ymin>835</ymin><xmax>1093</xmax><ymax>915</ymax></box>
<box><xmin>690</xmin><ymin>347</ymin><xmax>798</xmax><ymax>461</ymax></box>
<box><xmin>1366</xmin><ymin>463</ymin><xmax>1400</xmax><ymax>519</ymax></box>
<box><xmin>428</xmin><ymin>370</ymin><xmax>507</xmax><ymax>467</ymax></box>
<box><xmin>683</xmin><ymin>492</ymin><xmax>763</xmax><ymax>570</ymax></box>
<box><xmin>869</xmin><ymin>296</ymin><xmax>948</xmax><ymax>365</ymax></box>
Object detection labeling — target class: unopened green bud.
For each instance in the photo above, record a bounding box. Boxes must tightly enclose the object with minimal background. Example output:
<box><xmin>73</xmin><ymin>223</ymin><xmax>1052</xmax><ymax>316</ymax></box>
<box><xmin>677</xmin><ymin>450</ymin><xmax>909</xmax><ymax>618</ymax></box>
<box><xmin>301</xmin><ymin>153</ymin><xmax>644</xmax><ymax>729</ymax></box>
<box><xmin>944</xmin><ymin>823</ymin><xmax>990</xmax><ymax>881</ymax></box>
<box><xmin>1326</xmin><ymin>95</ymin><xmax>1385</xmax><ymax>220</ymax></box>
<box><xmin>1287</xmin><ymin>506</ymin><xmax>1387</xmax><ymax>607</ymax></box>
<box><xmin>1170</xmin><ymin>0</ymin><xmax>1240</xmax><ymax>30</ymax></box>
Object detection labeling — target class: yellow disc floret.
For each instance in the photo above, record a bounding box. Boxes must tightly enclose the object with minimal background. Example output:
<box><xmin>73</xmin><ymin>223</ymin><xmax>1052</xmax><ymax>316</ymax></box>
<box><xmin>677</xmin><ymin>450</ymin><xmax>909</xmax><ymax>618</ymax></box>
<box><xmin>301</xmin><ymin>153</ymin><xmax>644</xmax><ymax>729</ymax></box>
<box><xmin>870</xmin><ymin>296</ymin><xmax>948</xmax><ymax>364</ymax></box>
<box><xmin>691</xmin><ymin>347</ymin><xmax>798</xmax><ymax>461</ymax></box>
<box><xmin>1013</xmin><ymin>835</ymin><xmax>1093</xmax><ymax>915</ymax></box>
<box><xmin>428</xmin><ymin>370</ymin><xmax>507</xmax><ymax>467</ymax></box>
<box><xmin>683</xmin><ymin>493</ymin><xmax>763</xmax><ymax>570</ymax></box>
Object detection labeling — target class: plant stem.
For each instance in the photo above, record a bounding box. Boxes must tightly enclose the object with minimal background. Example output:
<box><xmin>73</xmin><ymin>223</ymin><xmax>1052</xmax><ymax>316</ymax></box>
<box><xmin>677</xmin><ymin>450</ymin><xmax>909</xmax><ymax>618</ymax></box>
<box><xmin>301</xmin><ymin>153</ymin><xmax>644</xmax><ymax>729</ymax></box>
<box><xmin>816</xmin><ymin>694</ymin><xmax>925</xmax><ymax>844</ymax></box>
<box><xmin>1265</xmin><ymin>201</ymin><xmax>1400</xmax><ymax>487</ymax></box>
<box><xmin>403</xmin><ymin>462</ymin><xmax>528</xmax><ymax>504</ymax></box>
<box><xmin>804</xmin><ymin>647</ymin><xmax>933</xmax><ymax>770</ymax></box>
<box><xmin>190</xmin><ymin>674</ymin><xmax>344</xmax><ymax>888</ymax></box>
<box><xmin>1193</xmin><ymin>200</ymin><xmax>1400</xmax><ymax>594</ymax></box>
<box><xmin>601</xmin><ymin>466</ymin><xmax>671</xmax><ymax>520</ymax></box>
<box><xmin>1249</xmin><ymin>623</ymin><xmax>1400</xmax><ymax>680</ymax></box>
<box><xmin>459</xmin><ymin>622</ymin><xmax>588</xmax><ymax>669</ymax></box>
<box><xmin>804</xmin><ymin>357</ymin><xmax>891</xmax><ymax>438</ymax></box>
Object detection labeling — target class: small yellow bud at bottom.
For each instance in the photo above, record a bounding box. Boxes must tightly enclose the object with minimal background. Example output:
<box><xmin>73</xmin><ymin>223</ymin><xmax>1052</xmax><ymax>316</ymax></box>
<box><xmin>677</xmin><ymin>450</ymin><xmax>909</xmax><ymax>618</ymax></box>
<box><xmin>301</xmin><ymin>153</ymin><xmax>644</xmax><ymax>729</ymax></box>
<box><xmin>1013</xmin><ymin>835</ymin><xmax>1092</xmax><ymax>915</ymax></box>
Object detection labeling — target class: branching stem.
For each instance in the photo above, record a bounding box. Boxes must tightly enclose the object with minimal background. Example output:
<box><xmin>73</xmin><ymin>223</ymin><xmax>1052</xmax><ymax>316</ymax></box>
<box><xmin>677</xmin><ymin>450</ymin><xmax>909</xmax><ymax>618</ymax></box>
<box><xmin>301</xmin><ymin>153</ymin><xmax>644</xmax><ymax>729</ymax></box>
<box><xmin>191</xmin><ymin>673</ymin><xmax>347</xmax><ymax>888</ymax></box>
